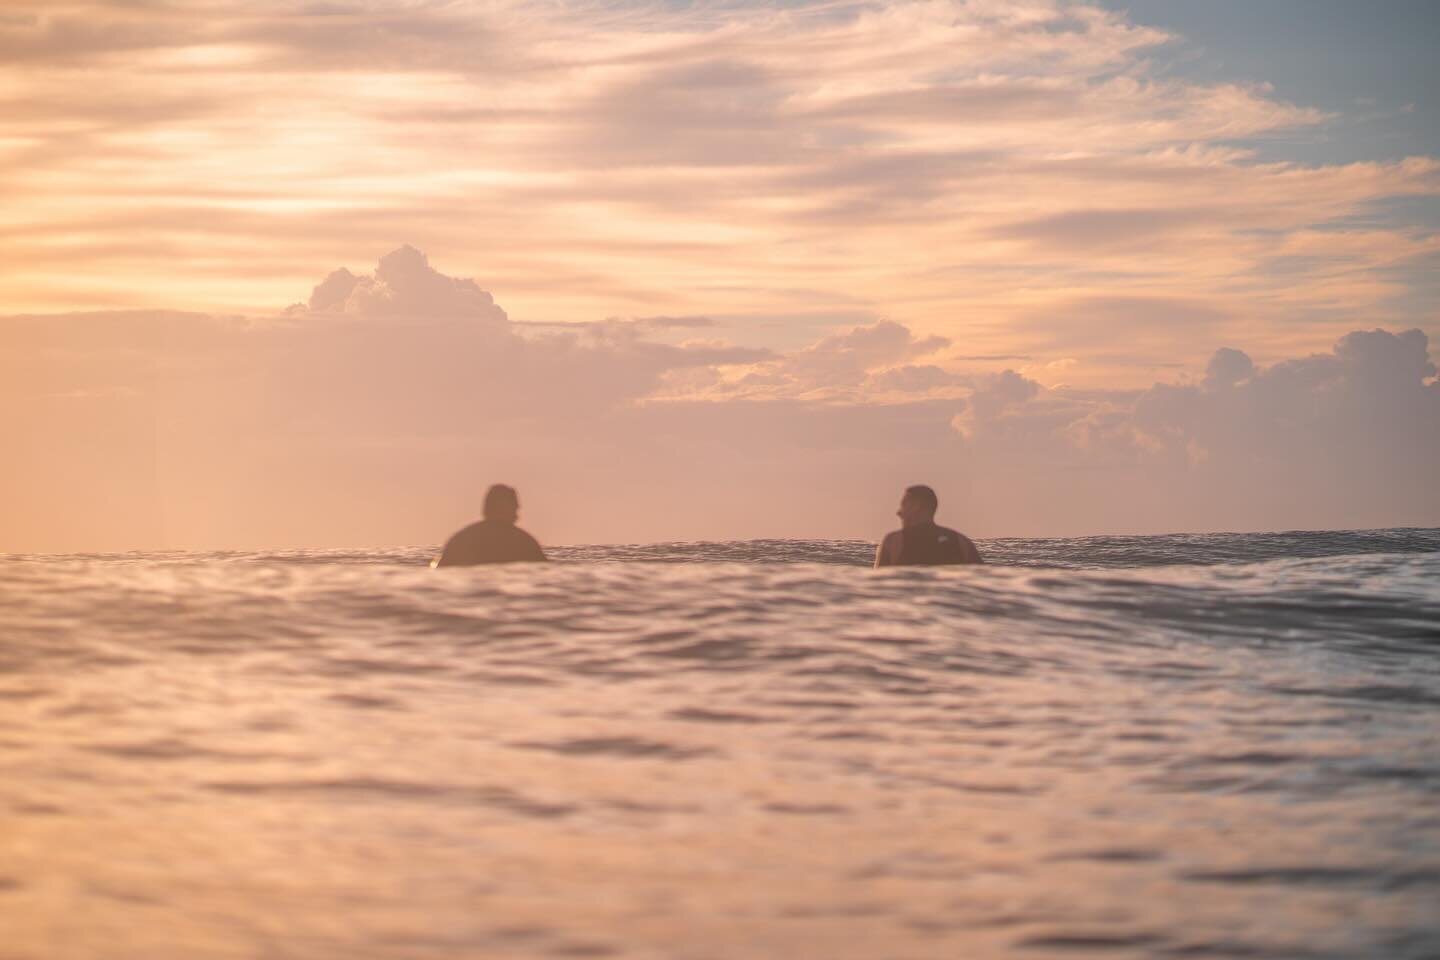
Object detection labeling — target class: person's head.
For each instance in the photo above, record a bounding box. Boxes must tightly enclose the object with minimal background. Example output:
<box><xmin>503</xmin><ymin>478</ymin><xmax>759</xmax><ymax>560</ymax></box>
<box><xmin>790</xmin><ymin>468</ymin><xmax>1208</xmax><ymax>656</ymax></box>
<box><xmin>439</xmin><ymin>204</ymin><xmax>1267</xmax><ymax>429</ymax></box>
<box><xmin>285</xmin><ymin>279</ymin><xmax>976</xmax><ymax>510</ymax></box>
<box><xmin>483</xmin><ymin>484</ymin><xmax>520</xmax><ymax>525</ymax></box>
<box><xmin>897</xmin><ymin>484</ymin><xmax>938</xmax><ymax>528</ymax></box>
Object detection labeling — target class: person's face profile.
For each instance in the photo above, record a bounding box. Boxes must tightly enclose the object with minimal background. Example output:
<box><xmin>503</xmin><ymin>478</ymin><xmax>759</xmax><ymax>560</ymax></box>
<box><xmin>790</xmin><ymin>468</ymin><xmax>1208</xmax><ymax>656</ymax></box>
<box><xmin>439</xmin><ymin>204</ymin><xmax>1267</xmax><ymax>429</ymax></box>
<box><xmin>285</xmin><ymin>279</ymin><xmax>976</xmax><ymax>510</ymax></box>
<box><xmin>898</xmin><ymin>495</ymin><xmax>920</xmax><ymax>525</ymax></box>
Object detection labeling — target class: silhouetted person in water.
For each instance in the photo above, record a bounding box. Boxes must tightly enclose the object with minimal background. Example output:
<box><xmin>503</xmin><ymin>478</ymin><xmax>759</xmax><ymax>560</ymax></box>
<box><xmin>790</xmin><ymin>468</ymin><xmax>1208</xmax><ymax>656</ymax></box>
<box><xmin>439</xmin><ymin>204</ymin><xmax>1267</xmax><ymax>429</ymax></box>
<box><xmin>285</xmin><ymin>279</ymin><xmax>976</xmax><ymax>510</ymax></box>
<box><xmin>875</xmin><ymin>484</ymin><xmax>982</xmax><ymax>568</ymax></box>
<box><xmin>433</xmin><ymin>484</ymin><xmax>547</xmax><ymax>567</ymax></box>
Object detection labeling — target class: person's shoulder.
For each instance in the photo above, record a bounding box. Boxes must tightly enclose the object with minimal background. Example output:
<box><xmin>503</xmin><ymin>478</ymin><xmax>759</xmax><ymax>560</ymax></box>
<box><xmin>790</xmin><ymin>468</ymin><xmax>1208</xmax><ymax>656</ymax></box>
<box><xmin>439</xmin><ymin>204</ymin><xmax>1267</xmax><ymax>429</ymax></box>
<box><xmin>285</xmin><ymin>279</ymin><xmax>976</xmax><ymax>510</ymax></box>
<box><xmin>514</xmin><ymin>526</ymin><xmax>547</xmax><ymax>559</ymax></box>
<box><xmin>435</xmin><ymin>520</ymin><xmax>490</xmax><ymax>566</ymax></box>
<box><xmin>446</xmin><ymin>520</ymin><xmax>491</xmax><ymax>546</ymax></box>
<box><xmin>875</xmin><ymin>528</ymin><xmax>903</xmax><ymax>566</ymax></box>
<box><xmin>939</xmin><ymin>527</ymin><xmax>982</xmax><ymax>563</ymax></box>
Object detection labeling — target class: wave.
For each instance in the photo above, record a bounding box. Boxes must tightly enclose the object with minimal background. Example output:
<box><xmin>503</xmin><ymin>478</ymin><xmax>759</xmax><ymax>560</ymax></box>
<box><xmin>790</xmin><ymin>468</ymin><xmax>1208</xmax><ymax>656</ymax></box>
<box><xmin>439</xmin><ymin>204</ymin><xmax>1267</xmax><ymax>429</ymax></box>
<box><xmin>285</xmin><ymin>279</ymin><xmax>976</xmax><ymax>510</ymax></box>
<box><xmin>12</xmin><ymin>526</ymin><xmax>1440</xmax><ymax>569</ymax></box>
<box><xmin>2</xmin><ymin>529</ymin><xmax>1438</xmax><ymax>959</ymax></box>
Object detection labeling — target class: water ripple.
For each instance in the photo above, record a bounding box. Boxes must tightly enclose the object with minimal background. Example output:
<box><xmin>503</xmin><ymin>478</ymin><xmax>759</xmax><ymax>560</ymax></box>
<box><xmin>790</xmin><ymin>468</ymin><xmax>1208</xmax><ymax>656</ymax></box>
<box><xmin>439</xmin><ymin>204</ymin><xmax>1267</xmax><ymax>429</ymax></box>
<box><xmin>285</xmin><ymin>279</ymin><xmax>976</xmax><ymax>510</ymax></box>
<box><xmin>0</xmin><ymin>532</ymin><xmax>1437</xmax><ymax>959</ymax></box>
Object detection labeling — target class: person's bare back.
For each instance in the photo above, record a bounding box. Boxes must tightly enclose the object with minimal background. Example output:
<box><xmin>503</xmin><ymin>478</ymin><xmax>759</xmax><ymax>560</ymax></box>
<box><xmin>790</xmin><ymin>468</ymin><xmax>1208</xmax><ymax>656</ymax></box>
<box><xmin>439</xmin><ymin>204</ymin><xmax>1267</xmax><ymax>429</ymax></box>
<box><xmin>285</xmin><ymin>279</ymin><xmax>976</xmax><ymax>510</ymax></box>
<box><xmin>875</xmin><ymin>485</ymin><xmax>982</xmax><ymax>568</ymax></box>
<box><xmin>433</xmin><ymin>484</ymin><xmax>547</xmax><ymax>567</ymax></box>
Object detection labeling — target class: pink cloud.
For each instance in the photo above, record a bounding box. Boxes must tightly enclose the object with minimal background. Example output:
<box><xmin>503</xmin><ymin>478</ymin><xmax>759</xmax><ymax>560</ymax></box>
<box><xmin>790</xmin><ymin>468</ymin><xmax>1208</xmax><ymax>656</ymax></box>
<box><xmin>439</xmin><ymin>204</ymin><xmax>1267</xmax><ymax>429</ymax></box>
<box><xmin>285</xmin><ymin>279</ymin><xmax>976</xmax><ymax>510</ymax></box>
<box><xmin>2</xmin><ymin>250</ymin><xmax>1435</xmax><ymax>551</ymax></box>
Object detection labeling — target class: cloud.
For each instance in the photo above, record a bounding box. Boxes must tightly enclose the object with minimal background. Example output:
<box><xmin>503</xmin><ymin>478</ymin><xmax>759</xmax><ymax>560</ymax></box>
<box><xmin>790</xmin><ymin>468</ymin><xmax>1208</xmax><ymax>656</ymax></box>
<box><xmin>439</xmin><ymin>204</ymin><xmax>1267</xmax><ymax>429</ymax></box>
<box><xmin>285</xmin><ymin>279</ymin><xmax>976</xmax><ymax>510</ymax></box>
<box><xmin>866</xmin><ymin>364</ymin><xmax>968</xmax><ymax>393</ymax></box>
<box><xmin>1130</xmin><ymin>328</ymin><xmax>1439</xmax><ymax>462</ymax></box>
<box><xmin>969</xmin><ymin>369</ymin><xmax>1042</xmax><ymax>420</ymax></box>
<box><xmin>0</xmin><ymin>248</ymin><xmax>798</xmax><ymax>549</ymax></box>
<box><xmin>1022</xmin><ymin>296</ymin><xmax>1234</xmax><ymax>360</ymax></box>
<box><xmin>780</xmin><ymin>320</ymin><xmax>950</xmax><ymax>390</ymax></box>
<box><xmin>3</xmin><ymin>0</ymin><xmax>1438</xmax><ymax>547</ymax></box>
<box><xmin>3</xmin><ymin>247</ymin><xmax>1435</xmax><ymax>551</ymax></box>
<box><xmin>1204</xmin><ymin>347</ymin><xmax>1254</xmax><ymax>389</ymax></box>
<box><xmin>996</xmin><ymin>208</ymin><xmax>1214</xmax><ymax>252</ymax></box>
<box><xmin>304</xmin><ymin>244</ymin><xmax>508</xmax><ymax>321</ymax></box>
<box><xmin>628</xmin><ymin>315</ymin><xmax>716</xmax><ymax>330</ymax></box>
<box><xmin>2</xmin><ymin>0</ymin><xmax>1434</xmax><ymax>387</ymax></box>
<box><xmin>0</xmin><ymin>9</ymin><xmax>183</xmax><ymax>63</ymax></box>
<box><xmin>956</xmin><ymin>328</ymin><xmax>1440</xmax><ymax>533</ymax></box>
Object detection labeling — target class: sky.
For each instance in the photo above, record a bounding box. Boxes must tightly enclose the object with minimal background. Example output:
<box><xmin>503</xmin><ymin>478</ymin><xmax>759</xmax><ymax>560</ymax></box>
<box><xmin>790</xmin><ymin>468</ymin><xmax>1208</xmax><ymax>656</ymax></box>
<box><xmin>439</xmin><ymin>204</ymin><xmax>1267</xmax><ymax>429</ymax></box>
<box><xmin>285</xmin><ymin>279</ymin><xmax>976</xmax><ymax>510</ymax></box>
<box><xmin>2</xmin><ymin>0</ymin><xmax>1437</xmax><ymax>551</ymax></box>
<box><xmin>1096</xmin><ymin>0</ymin><xmax>1439</xmax><ymax>164</ymax></box>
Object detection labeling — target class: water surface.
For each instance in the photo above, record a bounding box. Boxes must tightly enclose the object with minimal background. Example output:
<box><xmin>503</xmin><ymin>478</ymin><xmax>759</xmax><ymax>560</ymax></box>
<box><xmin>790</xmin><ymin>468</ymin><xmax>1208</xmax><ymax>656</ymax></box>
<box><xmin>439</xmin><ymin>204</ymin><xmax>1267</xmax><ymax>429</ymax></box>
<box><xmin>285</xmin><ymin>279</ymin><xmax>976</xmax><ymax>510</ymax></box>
<box><xmin>2</xmin><ymin>530</ymin><xmax>1438</xmax><ymax>959</ymax></box>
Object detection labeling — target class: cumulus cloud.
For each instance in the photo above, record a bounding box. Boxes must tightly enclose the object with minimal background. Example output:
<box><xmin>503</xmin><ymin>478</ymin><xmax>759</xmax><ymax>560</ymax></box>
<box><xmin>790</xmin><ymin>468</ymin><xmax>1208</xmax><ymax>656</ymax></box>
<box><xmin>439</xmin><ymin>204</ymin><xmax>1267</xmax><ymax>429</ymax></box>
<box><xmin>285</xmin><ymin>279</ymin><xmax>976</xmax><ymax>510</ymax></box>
<box><xmin>1204</xmin><ymin>347</ymin><xmax>1254</xmax><ymax>389</ymax></box>
<box><xmin>303</xmin><ymin>245</ymin><xmax>509</xmax><ymax>321</ymax></box>
<box><xmin>767</xmin><ymin>320</ymin><xmax>950</xmax><ymax>392</ymax></box>
<box><xmin>0</xmin><ymin>248</ymin><xmax>785</xmax><ymax>550</ymax></box>
<box><xmin>1131</xmin><ymin>329</ymin><xmax>1439</xmax><ymax>466</ymax></box>
<box><xmin>955</xmin><ymin>328</ymin><xmax>1440</xmax><ymax>533</ymax></box>
<box><xmin>970</xmin><ymin>369</ymin><xmax>1042</xmax><ymax>419</ymax></box>
<box><xmin>3</xmin><ymin>247</ymin><xmax>1436</xmax><ymax>551</ymax></box>
<box><xmin>866</xmin><ymin>364</ymin><xmax>969</xmax><ymax>394</ymax></box>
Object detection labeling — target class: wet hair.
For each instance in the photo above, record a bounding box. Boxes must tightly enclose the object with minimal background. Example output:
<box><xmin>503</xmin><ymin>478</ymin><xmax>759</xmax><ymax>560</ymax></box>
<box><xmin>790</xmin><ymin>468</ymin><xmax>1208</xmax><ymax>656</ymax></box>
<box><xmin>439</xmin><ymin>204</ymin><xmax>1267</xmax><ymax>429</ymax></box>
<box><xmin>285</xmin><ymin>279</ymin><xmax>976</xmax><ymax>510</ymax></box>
<box><xmin>903</xmin><ymin>484</ymin><xmax>938</xmax><ymax>516</ymax></box>
<box><xmin>483</xmin><ymin>484</ymin><xmax>519</xmax><ymax>519</ymax></box>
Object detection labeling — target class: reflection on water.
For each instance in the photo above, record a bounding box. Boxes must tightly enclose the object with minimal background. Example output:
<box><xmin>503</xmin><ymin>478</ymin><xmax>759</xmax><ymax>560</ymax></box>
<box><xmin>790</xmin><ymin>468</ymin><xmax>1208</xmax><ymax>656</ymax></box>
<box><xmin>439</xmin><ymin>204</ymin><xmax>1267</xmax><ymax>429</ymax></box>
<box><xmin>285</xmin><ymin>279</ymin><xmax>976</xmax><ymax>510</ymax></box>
<box><xmin>1</xmin><ymin>532</ymin><xmax>1438</xmax><ymax>959</ymax></box>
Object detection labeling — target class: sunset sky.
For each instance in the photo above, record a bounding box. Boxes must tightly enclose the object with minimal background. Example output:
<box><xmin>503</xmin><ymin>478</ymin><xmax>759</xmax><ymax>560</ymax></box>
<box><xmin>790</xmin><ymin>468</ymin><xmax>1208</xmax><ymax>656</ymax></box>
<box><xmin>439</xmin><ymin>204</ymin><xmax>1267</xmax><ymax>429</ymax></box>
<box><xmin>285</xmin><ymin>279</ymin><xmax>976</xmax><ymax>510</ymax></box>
<box><xmin>3</xmin><ymin>0</ymin><xmax>1437</xmax><ymax>550</ymax></box>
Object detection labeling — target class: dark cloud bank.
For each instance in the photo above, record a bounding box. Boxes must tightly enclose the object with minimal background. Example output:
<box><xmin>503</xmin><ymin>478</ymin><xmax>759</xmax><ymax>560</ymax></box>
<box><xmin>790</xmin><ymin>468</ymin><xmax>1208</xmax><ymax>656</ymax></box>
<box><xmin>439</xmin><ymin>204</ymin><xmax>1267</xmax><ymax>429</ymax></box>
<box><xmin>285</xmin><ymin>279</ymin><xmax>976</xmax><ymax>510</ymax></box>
<box><xmin>3</xmin><ymin>247</ymin><xmax>1436</xmax><ymax>550</ymax></box>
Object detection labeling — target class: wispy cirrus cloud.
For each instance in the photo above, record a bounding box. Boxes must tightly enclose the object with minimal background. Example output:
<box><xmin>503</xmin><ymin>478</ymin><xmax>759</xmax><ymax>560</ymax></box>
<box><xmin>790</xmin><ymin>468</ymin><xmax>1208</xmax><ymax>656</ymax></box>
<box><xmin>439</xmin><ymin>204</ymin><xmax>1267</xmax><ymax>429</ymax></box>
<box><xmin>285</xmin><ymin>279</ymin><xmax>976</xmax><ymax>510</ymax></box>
<box><xmin>2</xmin><ymin>0</ymin><xmax>1435</xmax><ymax>388</ymax></box>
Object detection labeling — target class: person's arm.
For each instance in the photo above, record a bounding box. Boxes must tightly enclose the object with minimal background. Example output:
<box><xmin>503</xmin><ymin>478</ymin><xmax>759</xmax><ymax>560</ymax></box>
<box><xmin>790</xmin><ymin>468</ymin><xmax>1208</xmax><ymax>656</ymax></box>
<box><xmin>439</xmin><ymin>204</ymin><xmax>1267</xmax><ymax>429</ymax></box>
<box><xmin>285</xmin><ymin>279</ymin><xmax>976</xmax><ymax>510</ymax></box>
<box><xmin>875</xmin><ymin>531</ymin><xmax>899</xmax><ymax>568</ymax></box>
<box><xmin>432</xmin><ymin>524</ymin><xmax>476</xmax><ymax>567</ymax></box>
<box><xmin>963</xmin><ymin>534</ymin><xmax>983</xmax><ymax>564</ymax></box>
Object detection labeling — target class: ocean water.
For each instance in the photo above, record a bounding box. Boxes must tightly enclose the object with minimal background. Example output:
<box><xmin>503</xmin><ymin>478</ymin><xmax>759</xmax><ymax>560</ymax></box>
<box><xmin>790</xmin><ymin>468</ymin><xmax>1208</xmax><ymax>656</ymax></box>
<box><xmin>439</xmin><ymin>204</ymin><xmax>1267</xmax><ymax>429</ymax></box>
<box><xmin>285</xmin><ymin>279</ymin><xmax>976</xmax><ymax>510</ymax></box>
<box><xmin>1</xmin><ymin>529</ymin><xmax>1438</xmax><ymax>960</ymax></box>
